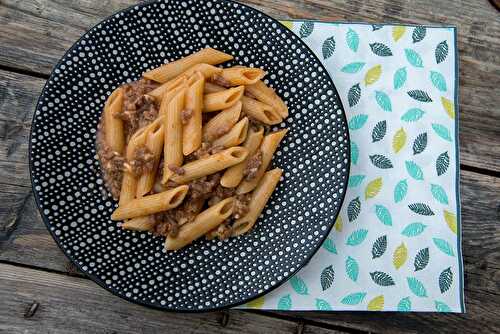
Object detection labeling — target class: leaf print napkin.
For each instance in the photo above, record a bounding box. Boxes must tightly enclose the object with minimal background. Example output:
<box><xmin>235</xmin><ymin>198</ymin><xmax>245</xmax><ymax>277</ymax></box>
<box><xmin>239</xmin><ymin>21</ymin><xmax>463</xmax><ymax>312</ymax></box>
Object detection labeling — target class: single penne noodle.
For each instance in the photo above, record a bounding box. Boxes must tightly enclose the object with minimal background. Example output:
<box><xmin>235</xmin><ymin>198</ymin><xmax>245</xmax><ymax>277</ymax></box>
<box><xmin>182</xmin><ymin>72</ymin><xmax>205</xmax><ymax>156</ymax></box>
<box><xmin>148</xmin><ymin>74</ymin><xmax>187</xmax><ymax>102</ymax></box>
<box><xmin>143</xmin><ymin>48</ymin><xmax>233</xmax><ymax>83</ymax></box>
<box><xmin>165</xmin><ymin>197</ymin><xmax>234</xmax><ymax>250</ymax></box>
<box><xmin>212</xmin><ymin>117</ymin><xmax>249</xmax><ymax>148</ymax></box>
<box><xmin>204</xmin><ymin>82</ymin><xmax>225</xmax><ymax>94</ymax></box>
<box><xmin>221</xmin><ymin>125</ymin><xmax>264</xmax><ymax>188</ymax></box>
<box><xmin>136</xmin><ymin>119</ymin><xmax>165</xmax><ymax>197</ymax></box>
<box><xmin>245</xmin><ymin>80</ymin><xmax>289</xmax><ymax>118</ymax></box>
<box><xmin>122</xmin><ymin>216</ymin><xmax>155</xmax><ymax>232</ymax></box>
<box><xmin>119</xmin><ymin>128</ymin><xmax>148</xmax><ymax>205</ymax></box>
<box><xmin>217</xmin><ymin>67</ymin><xmax>266</xmax><ymax>86</ymax></box>
<box><xmin>104</xmin><ymin>87</ymin><xmax>125</xmax><ymax>154</ymax></box>
<box><xmin>203</xmin><ymin>86</ymin><xmax>244</xmax><ymax>112</ymax></box>
<box><xmin>158</xmin><ymin>81</ymin><xmax>188</xmax><ymax>116</ymax></box>
<box><xmin>162</xmin><ymin>88</ymin><xmax>186</xmax><ymax>183</ymax></box>
<box><xmin>241</xmin><ymin>96</ymin><xmax>282</xmax><ymax>125</ymax></box>
<box><xmin>237</xmin><ymin>129</ymin><xmax>287</xmax><ymax>194</ymax></box>
<box><xmin>184</xmin><ymin>63</ymin><xmax>222</xmax><ymax>80</ymax></box>
<box><xmin>232</xmin><ymin>168</ymin><xmax>283</xmax><ymax>236</ymax></box>
<box><xmin>202</xmin><ymin>101</ymin><xmax>242</xmax><ymax>142</ymax></box>
<box><xmin>170</xmin><ymin>146</ymin><xmax>249</xmax><ymax>184</ymax></box>
<box><xmin>111</xmin><ymin>185</ymin><xmax>189</xmax><ymax>220</ymax></box>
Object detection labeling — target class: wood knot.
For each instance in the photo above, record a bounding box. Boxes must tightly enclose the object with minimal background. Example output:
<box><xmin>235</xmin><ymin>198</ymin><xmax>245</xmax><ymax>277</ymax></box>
<box><xmin>24</xmin><ymin>301</ymin><xmax>39</xmax><ymax>318</ymax></box>
<box><xmin>219</xmin><ymin>311</ymin><xmax>230</xmax><ymax>327</ymax></box>
<box><xmin>296</xmin><ymin>321</ymin><xmax>305</xmax><ymax>334</ymax></box>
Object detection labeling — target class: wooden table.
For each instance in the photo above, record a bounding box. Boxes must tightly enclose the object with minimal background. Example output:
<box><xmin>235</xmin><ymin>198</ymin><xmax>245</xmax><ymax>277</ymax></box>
<box><xmin>1</xmin><ymin>1</ymin><xmax>499</xmax><ymax>333</ymax></box>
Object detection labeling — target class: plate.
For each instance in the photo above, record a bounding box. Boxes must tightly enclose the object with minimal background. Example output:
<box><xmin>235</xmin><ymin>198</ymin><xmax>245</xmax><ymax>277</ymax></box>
<box><xmin>29</xmin><ymin>0</ymin><xmax>350</xmax><ymax>311</ymax></box>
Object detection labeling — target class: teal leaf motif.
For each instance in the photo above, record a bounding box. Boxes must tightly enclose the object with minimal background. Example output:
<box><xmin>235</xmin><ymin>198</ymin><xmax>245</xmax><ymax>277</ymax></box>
<box><xmin>435</xmin><ymin>40</ymin><xmax>449</xmax><ymax>64</ymax></box>
<box><xmin>346</xmin><ymin>28</ymin><xmax>360</xmax><ymax>52</ymax></box>
<box><xmin>341</xmin><ymin>62</ymin><xmax>365</xmax><ymax>73</ymax></box>
<box><xmin>408</xmin><ymin>90</ymin><xmax>432</xmax><ymax>102</ymax></box>
<box><xmin>394</xmin><ymin>67</ymin><xmax>407</xmax><ymax>90</ymax></box>
<box><xmin>431</xmin><ymin>184</ymin><xmax>449</xmax><ymax>205</ymax></box>
<box><xmin>433</xmin><ymin>238</ymin><xmax>455</xmax><ymax>257</ymax></box>
<box><xmin>439</xmin><ymin>267</ymin><xmax>453</xmax><ymax>293</ymax></box>
<box><xmin>407</xmin><ymin>277</ymin><xmax>428</xmax><ymax>297</ymax></box>
<box><xmin>370</xmin><ymin>271</ymin><xmax>396</xmax><ymax>286</ymax></box>
<box><xmin>351</xmin><ymin>141</ymin><xmax>359</xmax><ymax>165</ymax></box>
<box><xmin>340</xmin><ymin>292</ymin><xmax>367</xmax><ymax>305</ymax></box>
<box><xmin>346</xmin><ymin>229</ymin><xmax>368</xmax><ymax>246</ymax></box>
<box><xmin>372</xmin><ymin>24</ymin><xmax>383</xmax><ymax>31</ymax></box>
<box><xmin>372</xmin><ymin>120</ymin><xmax>387</xmax><ymax>142</ymax></box>
<box><xmin>375</xmin><ymin>91</ymin><xmax>392</xmax><ymax>112</ymax></box>
<box><xmin>397</xmin><ymin>297</ymin><xmax>412</xmax><ymax>312</ymax></box>
<box><xmin>315</xmin><ymin>298</ymin><xmax>332</xmax><ymax>311</ymax></box>
<box><xmin>372</xmin><ymin>235</ymin><xmax>387</xmax><ymax>259</ymax></box>
<box><xmin>349</xmin><ymin>114</ymin><xmax>368</xmax><ymax>130</ymax></box>
<box><xmin>370</xmin><ymin>42</ymin><xmax>393</xmax><ymax>56</ymax></box>
<box><xmin>370</xmin><ymin>154</ymin><xmax>393</xmax><ymax>169</ymax></box>
<box><xmin>346</xmin><ymin>256</ymin><xmax>359</xmax><ymax>282</ymax></box>
<box><xmin>405</xmin><ymin>49</ymin><xmax>424</xmax><ymax>68</ymax></box>
<box><xmin>322</xmin><ymin>36</ymin><xmax>336</xmax><ymax>59</ymax></box>
<box><xmin>435</xmin><ymin>300</ymin><xmax>452</xmax><ymax>312</ymax></box>
<box><xmin>405</xmin><ymin>160</ymin><xmax>424</xmax><ymax>180</ymax></box>
<box><xmin>277</xmin><ymin>294</ymin><xmax>292</xmax><ymax>310</ymax></box>
<box><xmin>394</xmin><ymin>179</ymin><xmax>408</xmax><ymax>203</ymax></box>
<box><xmin>348</xmin><ymin>83</ymin><xmax>361</xmax><ymax>107</ymax></box>
<box><xmin>347</xmin><ymin>197</ymin><xmax>361</xmax><ymax>222</ymax></box>
<box><xmin>414</xmin><ymin>248</ymin><xmax>430</xmax><ymax>271</ymax></box>
<box><xmin>436</xmin><ymin>152</ymin><xmax>450</xmax><ymax>176</ymax></box>
<box><xmin>320</xmin><ymin>265</ymin><xmax>335</xmax><ymax>291</ymax></box>
<box><xmin>290</xmin><ymin>276</ymin><xmax>309</xmax><ymax>295</ymax></box>
<box><xmin>299</xmin><ymin>21</ymin><xmax>314</xmax><ymax>38</ymax></box>
<box><xmin>348</xmin><ymin>175</ymin><xmax>366</xmax><ymax>188</ymax></box>
<box><xmin>409</xmin><ymin>203</ymin><xmax>434</xmax><ymax>216</ymax></box>
<box><xmin>432</xmin><ymin>124</ymin><xmax>452</xmax><ymax>142</ymax></box>
<box><xmin>412</xmin><ymin>26</ymin><xmax>426</xmax><ymax>43</ymax></box>
<box><xmin>412</xmin><ymin>133</ymin><xmax>427</xmax><ymax>155</ymax></box>
<box><xmin>401</xmin><ymin>108</ymin><xmax>425</xmax><ymax>122</ymax></box>
<box><xmin>402</xmin><ymin>223</ymin><xmax>427</xmax><ymax>237</ymax></box>
<box><xmin>430</xmin><ymin>71</ymin><xmax>447</xmax><ymax>92</ymax></box>
<box><xmin>375</xmin><ymin>205</ymin><xmax>392</xmax><ymax>226</ymax></box>
<box><xmin>322</xmin><ymin>238</ymin><xmax>337</xmax><ymax>254</ymax></box>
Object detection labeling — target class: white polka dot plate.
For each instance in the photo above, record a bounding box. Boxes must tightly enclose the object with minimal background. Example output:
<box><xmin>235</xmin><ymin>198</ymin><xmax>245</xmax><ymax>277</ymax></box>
<box><xmin>29</xmin><ymin>0</ymin><xmax>350</xmax><ymax>311</ymax></box>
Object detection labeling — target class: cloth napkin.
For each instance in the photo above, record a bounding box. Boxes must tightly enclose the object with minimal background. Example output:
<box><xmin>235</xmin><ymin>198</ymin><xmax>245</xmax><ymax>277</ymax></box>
<box><xmin>240</xmin><ymin>21</ymin><xmax>463</xmax><ymax>312</ymax></box>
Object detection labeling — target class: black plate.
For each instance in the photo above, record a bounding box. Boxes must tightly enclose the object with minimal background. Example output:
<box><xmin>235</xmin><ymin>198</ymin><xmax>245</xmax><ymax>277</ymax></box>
<box><xmin>29</xmin><ymin>0</ymin><xmax>350</xmax><ymax>311</ymax></box>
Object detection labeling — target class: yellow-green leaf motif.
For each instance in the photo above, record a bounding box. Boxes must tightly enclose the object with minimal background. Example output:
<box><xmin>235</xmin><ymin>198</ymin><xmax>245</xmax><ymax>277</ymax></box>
<box><xmin>393</xmin><ymin>242</ymin><xmax>408</xmax><ymax>270</ymax></box>
<box><xmin>364</xmin><ymin>65</ymin><xmax>382</xmax><ymax>86</ymax></box>
<box><xmin>335</xmin><ymin>215</ymin><xmax>343</xmax><ymax>232</ymax></box>
<box><xmin>280</xmin><ymin>20</ymin><xmax>294</xmax><ymax>30</ymax></box>
<box><xmin>441</xmin><ymin>96</ymin><xmax>455</xmax><ymax>119</ymax></box>
<box><xmin>367</xmin><ymin>295</ymin><xmax>385</xmax><ymax>311</ymax></box>
<box><xmin>393</xmin><ymin>127</ymin><xmax>407</xmax><ymax>153</ymax></box>
<box><xmin>444</xmin><ymin>210</ymin><xmax>457</xmax><ymax>234</ymax></box>
<box><xmin>246</xmin><ymin>296</ymin><xmax>265</xmax><ymax>308</ymax></box>
<box><xmin>392</xmin><ymin>26</ymin><xmax>406</xmax><ymax>42</ymax></box>
<box><xmin>365</xmin><ymin>177</ymin><xmax>383</xmax><ymax>200</ymax></box>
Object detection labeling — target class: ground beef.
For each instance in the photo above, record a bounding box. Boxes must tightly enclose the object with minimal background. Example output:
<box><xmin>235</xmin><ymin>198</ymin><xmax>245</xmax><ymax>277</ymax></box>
<box><xmin>243</xmin><ymin>150</ymin><xmax>262</xmax><ymax>180</ymax></box>
<box><xmin>96</xmin><ymin>134</ymin><xmax>125</xmax><ymax>199</ymax></box>
<box><xmin>188</xmin><ymin>173</ymin><xmax>221</xmax><ymax>200</ymax></box>
<box><xmin>153</xmin><ymin>217</ymin><xmax>179</xmax><ymax>238</ymax></box>
<box><xmin>233</xmin><ymin>194</ymin><xmax>251</xmax><ymax>219</ymax></box>
<box><xmin>129</xmin><ymin>145</ymin><xmax>155</xmax><ymax>176</ymax></box>
<box><xmin>186</xmin><ymin>143</ymin><xmax>225</xmax><ymax>162</ymax></box>
<box><xmin>181</xmin><ymin>108</ymin><xmax>193</xmax><ymax>125</ymax></box>
<box><xmin>211</xmin><ymin>74</ymin><xmax>232</xmax><ymax>88</ymax></box>
<box><xmin>208</xmin><ymin>185</ymin><xmax>235</xmax><ymax>206</ymax></box>
<box><xmin>168</xmin><ymin>164</ymin><xmax>185</xmax><ymax>175</ymax></box>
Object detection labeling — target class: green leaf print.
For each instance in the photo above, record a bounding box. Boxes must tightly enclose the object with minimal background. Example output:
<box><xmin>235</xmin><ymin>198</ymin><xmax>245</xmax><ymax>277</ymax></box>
<box><xmin>346</xmin><ymin>28</ymin><xmax>360</xmax><ymax>52</ymax></box>
<box><xmin>315</xmin><ymin>298</ymin><xmax>333</xmax><ymax>311</ymax></box>
<box><xmin>393</xmin><ymin>128</ymin><xmax>407</xmax><ymax>153</ymax></box>
<box><xmin>299</xmin><ymin>21</ymin><xmax>314</xmax><ymax>38</ymax></box>
<box><xmin>346</xmin><ymin>256</ymin><xmax>359</xmax><ymax>282</ymax></box>
<box><xmin>407</xmin><ymin>277</ymin><xmax>428</xmax><ymax>297</ymax></box>
<box><xmin>290</xmin><ymin>276</ymin><xmax>309</xmax><ymax>295</ymax></box>
<box><xmin>340</xmin><ymin>292</ymin><xmax>367</xmax><ymax>305</ymax></box>
<box><xmin>370</xmin><ymin>271</ymin><xmax>396</xmax><ymax>286</ymax></box>
<box><xmin>439</xmin><ymin>267</ymin><xmax>453</xmax><ymax>293</ymax></box>
<box><xmin>430</xmin><ymin>71</ymin><xmax>447</xmax><ymax>92</ymax></box>
<box><xmin>409</xmin><ymin>203</ymin><xmax>434</xmax><ymax>216</ymax></box>
<box><xmin>347</xmin><ymin>197</ymin><xmax>361</xmax><ymax>222</ymax></box>
<box><xmin>401</xmin><ymin>108</ymin><xmax>425</xmax><ymax>122</ymax></box>
<box><xmin>341</xmin><ymin>62</ymin><xmax>365</xmax><ymax>73</ymax></box>
<box><xmin>414</xmin><ymin>247</ymin><xmax>430</xmax><ymax>271</ymax></box>
<box><xmin>412</xmin><ymin>26</ymin><xmax>426</xmax><ymax>43</ymax></box>
<box><xmin>435</xmin><ymin>40</ymin><xmax>449</xmax><ymax>64</ymax></box>
<box><xmin>365</xmin><ymin>177</ymin><xmax>383</xmax><ymax>200</ymax></box>
<box><xmin>372</xmin><ymin>235</ymin><xmax>387</xmax><ymax>259</ymax></box>
<box><xmin>401</xmin><ymin>222</ymin><xmax>427</xmax><ymax>237</ymax></box>
<box><xmin>405</xmin><ymin>160</ymin><xmax>424</xmax><ymax>180</ymax></box>
<box><xmin>432</xmin><ymin>124</ymin><xmax>452</xmax><ymax>142</ymax></box>
<box><xmin>431</xmin><ymin>184</ymin><xmax>449</xmax><ymax>205</ymax></box>
<box><xmin>322</xmin><ymin>36</ymin><xmax>336</xmax><ymax>59</ymax></box>
<box><xmin>393</xmin><ymin>67</ymin><xmax>407</xmax><ymax>90</ymax></box>
<box><xmin>370</xmin><ymin>154</ymin><xmax>394</xmax><ymax>169</ymax></box>
<box><xmin>436</xmin><ymin>152</ymin><xmax>450</xmax><ymax>176</ymax></box>
<box><xmin>277</xmin><ymin>294</ymin><xmax>292</xmax><ymax>310</ymax></box>
<box><xmin>408</xmin><ymin>89</ymin><xmax>432</xmax><ymax>102</ymax></box>
<box><xmin>370</xmin><ymin>42</ymin><xmax>393</xmax><ymax>56</ymax></box>
<box><xmin>433</xmin><ymin>238</ymin><xmax>455</xmax><ymax>257</ymax></box>
<box><xmin>372</xmin><ymin>24</ymin><xmax>383</xmax><ymax>31</ymax></box>
<box><xmin>405</xmin><ymin>49</ymin><xmax>424</xmax><ymax>68</ymax></box>
<box><xmin>394</xmin><ymin>179</ymin><xmax>408</xmax><ymax>203</ymax></box>
<box><xmin>348</xmin><ymin>175</ymin><xmax>366</xmax><ymax>188</ymax></box>
<box><xmin>435</xmin><ymin>300</ymin><xmax>452</xmax><ymax>312</ymax></box>
<box><xmin>348</xmin><ymin>83</ymin><xmax>361</xmax><ymax>107</ymax></box>
<box><xmin>320</xmin><ymin>265</ymin><xmax>335</xmax><ymax>291</ymax></box>
<box><xmin>346</xmin><ymin>229</ymin><xmax>368</xmax><ymax>246</ymax></box>
<box><xmin>375</xmin><ymin>91</ymin><xmax>392</xmax><ymax>112</ymax></box>
<box><xmin>371</xmin><ymin>120</ymin><xmax>387</xmax><ymax>142</ymax></box>
<box><xmin>322</xmin><ymin>238</ymin><xmax>337</xmax><ymax>254</ymax></box>
<box><xmin>375</xmin><ymin>205</ymin><xmax>392</xmax><ymax>226</ymax></box>
<box><xmin>348</xmin><ymin>114</ymin><xmax>368</xmax><ymax>130</ymax></box>
<box><xmin>397</xmin><ymin>297</ymin><xmax>412</xmax><ymax>312</ymax></box>
<box><xmin>351</xmin><ymin>141</ymin><xmax>359</xmax><ymax>165</ymax></box>
<box><xmin>412</xmin><ymin>133</ymin><xmax>427</xmax><ymax>155</ymax></box>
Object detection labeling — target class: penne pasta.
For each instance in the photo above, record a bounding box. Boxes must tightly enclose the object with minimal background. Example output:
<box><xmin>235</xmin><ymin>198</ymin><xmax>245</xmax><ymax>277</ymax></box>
<box><xmin>148</xmin><ymin>74</ymin><xmax>187</xmax><ymax>102</ymax></box>
<box><xmin>143</xmin><ymin>48</ymin><xmax>233</xmax><ymax>83</ymax></box>
<box><xmin>212</xmin><ymin>117</ymin><xmax>249</xmax><ymax>148</ymax></box>
<box><xmin>170</xmin><ymin>146</ymin><xmax>249</xmax><ymax>184</ymax></box>
<box><xmin>221</xmin><ymin>125</ymin><xmax>264</xmax><ymax>188</ymax></box>
<box><xmin>136</xmin><ymin>118</ymin><xmax>165</xmax><ymax>197</ymax></box>
<box><xmin>232</xmin><ymin>168</ymin><xmax>283</xmax><ymax>236</ymax></box>
<box><xmin>241</xmin><ymin>96</ymin><xmax>282</xmax><ymax>125</ymax></box>
<box><xmin>162</xmin><ymin>88</ymin><xmax>186</xmax><ymax>183</ymax></box>
<box><xmin>122</xmin><ymin>216</ymin><xmax>155</xmax><ymax>232</ymax></box>
<box><xmin>202</xmin><ymin>101</ymin><xmax>242</xmax><ymax>142</ymax></box>
<box><xmin>215</xmin><ymin>67</ymin><xmax>266</xmax><ymax>86</ymax></box>
<box><xmin>165</xmin><ymin>197</ymin><xmax>234</xmax><ymax>250</ymax></box>
<box><xmin>204</xmin><ymin>82</ymin><xmax>225</xmax><ymax>94</ymax></box>
<box><xmin>111</xmin><ymin>185</ymin><xmax>189</xmax><ymax>220</ymax></box>
<box><xmin>203</xmin><ymin>86</ymin><xmax>244</xmax><ymax>112</ymax></box>
<box><xmin>182</xmin><ymin>72</ymin><xmax>205</xmax><ymax>156</ymax></box>
<box><xmin>104</xmin><ymin>87</ymin><xmax>125</xmax><ymax>154</ymax></box>
<box><xmin>119</xmin><ymin>128</ymin><xmax>148</xmax><ymax>206</ymax></box>
<box><xmin>245</xmin><ymin>80</ymin><xmax>289</xmax><ymax>118</ymax></box>
<box><xmin>237</xmin><ymin>129</ymin><xmax>287</xmax><ymax>194</ymax></box>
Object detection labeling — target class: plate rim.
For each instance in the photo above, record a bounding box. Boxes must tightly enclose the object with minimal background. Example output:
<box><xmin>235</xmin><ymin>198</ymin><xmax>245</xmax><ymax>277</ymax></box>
<box><xmin>28</xmin><ymin>0</ymin><xmax>351</xmax><ymax>312</ymax></box>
